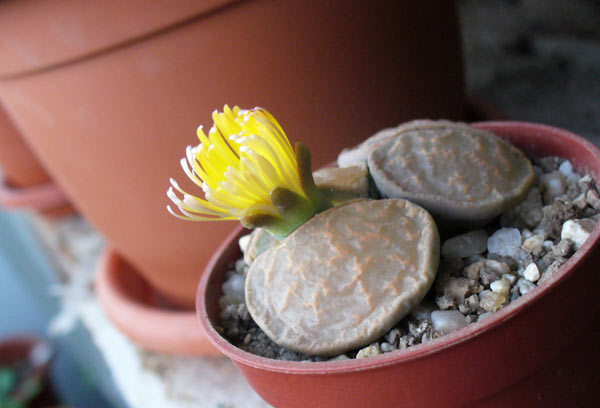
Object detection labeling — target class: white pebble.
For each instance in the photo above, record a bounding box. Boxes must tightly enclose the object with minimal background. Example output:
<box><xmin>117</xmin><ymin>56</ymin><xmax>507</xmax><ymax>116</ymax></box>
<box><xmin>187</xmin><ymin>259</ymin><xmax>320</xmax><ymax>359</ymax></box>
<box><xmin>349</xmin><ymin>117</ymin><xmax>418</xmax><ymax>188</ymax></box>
<box><xmin>238</xmin><ymin>234</ymin><xmax>251</xmax><ymax>253</ymax></box>
<box><xmin>487</xmin><ymin>228</ymin><xmax>522</xmax><ymax>259</ymax></box>
<box><xmin>522</xmin><ymin>234</ymin><xmax>546</xmax><ymax>253</ymax></box>
<box><xmin>523</xmin><ymin>263</ymin><xmax>540</xmax><ymax>282</ymax></box>
<box><xmin>490</xmin><ymin>278</ymin><xmax>511</xmax><ymax>297</ymax></box>
<box><xmin>540</xmin><ymin>172</ymin><xmax>566</xmax><ymax>203</ymax></box>
<box><xmin>586</xmin><ymin>189</ymin><xmax>600</xmax><ymax>210</ymax></box>
<box><xmin>222</xmin><ymin>273</ymin><xmax>246</xmax><ymax>300</ymax></box>
<box><xmin>502</xmin><ymin>273</ymin><xmax>517</xmax><ymax>284</ymax></box>
<box><xmin>441</xmin><ymin>230</ymin><xmax>488</xmax><ymax>259</ymax></box>
<box><xmin>561</xmin><ymin>218</ymin><xmax>596</xmax><ymax>249</ymax></box>
<box><xmin>356</xmin><ymin>344</ymin><xmax>381</xmax><ymax>359</ymax></box>
<box><xmin>431</xmin><ymin>310</ymin><xmax>469</xmax><ymax>334</ymax></box>
<box><xmin>485</xmin><ymin>259</ymin><xmax>510</xmax><ymax>275</ymax></box>
<box><xmin>516</xmin><ymin>278</ymin><xmax>536</xmax><ymax>296</ymax></box>
<box><xmin>558</xmin><ymin>160</ymin><xmax>574</xmax><ymax>178</ymax></box>
<box><xmin>479</xmin><ymin>290</ymin><xmax>506</xmax><ymax>312</ymax></box>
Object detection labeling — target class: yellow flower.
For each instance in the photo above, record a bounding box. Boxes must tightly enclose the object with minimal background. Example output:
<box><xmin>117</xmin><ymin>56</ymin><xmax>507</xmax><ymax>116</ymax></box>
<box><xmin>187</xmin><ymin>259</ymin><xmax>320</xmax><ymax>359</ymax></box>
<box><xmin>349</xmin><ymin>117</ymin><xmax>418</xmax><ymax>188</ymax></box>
<box><xmin>167</xmin><ymin>105</ymin><xmax>331</xmax><ymax>238</ymax></box>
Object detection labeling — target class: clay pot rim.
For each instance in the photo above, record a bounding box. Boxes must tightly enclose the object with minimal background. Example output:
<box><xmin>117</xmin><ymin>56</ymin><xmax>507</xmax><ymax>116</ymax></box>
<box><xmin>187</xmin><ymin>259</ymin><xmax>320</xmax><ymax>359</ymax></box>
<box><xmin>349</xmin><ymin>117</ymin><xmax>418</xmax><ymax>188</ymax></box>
<box><xmin>0</xmin><ymin>174</ymin><xmax>71</xmax><ymax>212</ymax></box>
<box><xmin>0</xmin><ymin>0</ymin><xmax>246</xmax><ymax>79</ymax></box>
<box><xmin>95</xmin><ymin>247</ymin><xmax>221</xmax><ymax>356</ymax></box>
<box><xmin>197</xmin><ymin>121</ymin><xmax>600</xmax><ymax>374</ymax></box>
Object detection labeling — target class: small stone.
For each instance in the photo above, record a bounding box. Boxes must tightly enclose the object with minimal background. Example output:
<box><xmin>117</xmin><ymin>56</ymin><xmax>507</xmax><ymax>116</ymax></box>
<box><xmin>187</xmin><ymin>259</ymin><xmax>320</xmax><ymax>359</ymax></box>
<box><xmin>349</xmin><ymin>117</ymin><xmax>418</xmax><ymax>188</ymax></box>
<box><xmin>490</xmin><ymin>278</ymin><xmax>511</xmax><ymax>297</ymax></box>
<box><xmin>485</xmin><ymin>259</ymin><xmax>511</xmax><ymax>275</ymax></box>
<box><xmin>540</xmin><ymin>171</ymin><xmax>566</xmax><ymax>204</ymax></box>
<box><xmin>435</xmin><ymin>294</ymin><xmax>456</xmax><ymax>310</ymax></box>
<box><xmin>409</xmin><ymin>300</ymin><xmax>436</xmax><ymax>321</ymax></box>
<box><xmin>385</xmin><ymin>328</ymin><xmax>402</xmax><ymax>347</ymax></box>
<box><xmin>521</xmin><ymin>234</ymin><xmax>546</xmax><ymax>255</ymax></box>
<box><xmin>558</xmin><ymin>160</ymin><xmax>574</xmax><ymax>178</ymax></box>
<box><xmin>538</xmin><ymin>200</ymin><xmax>585</xmax><ymax>239</ymax></box>
<box><xmin>464</xmin><ymin>261</ymin><xmax>484</xmax><ymax>280</ymax></box>
<box><xmin>480</xmin><ymin>260</ymin><xmax>510</xmax><ymax>285</ymax></box>
<box><xmin>487</xmin><ymin>228</ymin><xmax>522</xmax><ymax>259</ymax></box>
<box><xmin>502</xmin><ymin>273</ymin><xmax>517</xmax><ymax>285</ymax></box>
<box><xmin>561</xmin><ymin>218</ymin><xmax>596</xmax><ymax>249</ymax></box>
<box><xmin>536</xmin><ymin>252</ymin><xmax>557</xmax><ymax>273</ymax></box>
<box><xmin>356</xmin><ymin>344</ymin><xmax>382</xmax><ymax>359</ymax></box>
<box><xmin>439</xmin><ymin>258</ymin><xmax>465</xmax><ymax>275</ymax></box>
<box><xmin>408</xmin><ymin>321</ymin><xmax>431</xmax><ymax>338</ymax></box>
<box><xmin>479</xmin><ymin>290</ymin><xmax>506</xmax><ymax>312</ymax></box>
<box><xmin>234</xmin><ymin>259</ymin><xmax>246</xmax><ymax>274</ymax></box>
<box><xmin>552</xmin><ymin>239</ymin><xmax>574</xmax><ymax>258</ymax></box>
<box><xmin>222</xmin><ymin>273</ymin><xmax>246</xmax><ymax>300</ymax></box>
<box><xmin>577</xmin><ymin>174</ymin><xmax>593</xmax><ymax>195</ymax></box>
<box><xmin>586</xmin><ymin>189</ymin><xmax>600</xmax><ymax>210</ymax></box>
<box><xmin>243</xmin><ymin>333</ymin><xmax>253</xmax><ymax>345</ymax></box>
<box><xmin>329</xmin><ymin>354</ymin><xmax>350</xmax><ymax>361</ymax></box>
<box><xmin>458</xmin><ymin>294</ymin><xmax>479</xmax><ymax>314</ymax></box>
<box><xmin>238</xmin><ymin>234</ymin><xmax>251</xmax><ymax>254</ymax></box>
<box><xmin>431</xmin><ymin>310</ymin><xmax>469</xmax><ymax>334</ymax></box>
<box><xmin>380</xmin><ymin>342</ymin><xmax>397</xmax><ymax>353</ymax></box>
<box><xmin>516</xmin><ymin>278</ymin><xmax>536</xmax><ymax>296</ymax></box>
<box><xmin>523</xmin><ymin>263</ymin><xmax>540</xmax><ymax>282</ymax></box>
<box><xmin>441</xmin><ymin>230</ymin><xmax>488</xmax><ymax>259</ymax></box>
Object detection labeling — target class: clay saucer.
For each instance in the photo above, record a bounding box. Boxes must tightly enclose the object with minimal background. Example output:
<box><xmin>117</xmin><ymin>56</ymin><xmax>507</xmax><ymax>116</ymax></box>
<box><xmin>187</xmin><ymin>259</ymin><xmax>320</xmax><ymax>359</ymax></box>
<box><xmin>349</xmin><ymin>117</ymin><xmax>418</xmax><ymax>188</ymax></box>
<box><xmin>95</xmin><ymin>247</ymin><xmax>220</xmax><ymax>356</ymax></box>
<box><xmin>0</xmin><ymin>175</ymin><xmax>75</xmax><ymax>217</ymax></box>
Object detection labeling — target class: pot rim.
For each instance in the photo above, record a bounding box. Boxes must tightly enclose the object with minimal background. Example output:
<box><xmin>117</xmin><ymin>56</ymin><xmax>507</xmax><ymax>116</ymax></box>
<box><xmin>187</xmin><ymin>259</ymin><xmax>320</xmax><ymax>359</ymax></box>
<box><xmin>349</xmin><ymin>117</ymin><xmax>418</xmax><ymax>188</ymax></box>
<box><xmin>197</xmin><ymin>121</ymin><xmax>600</xmax><ymax>374</ymax></box>
<box><xmin>96</xmin><ymin>247</ymin><xmax>221</xmax><ymax>356</ymax></box>
<box><xmin>0</xmin><ymin>174</ymin><xmax>72</xmax><ymax>212</ymax></box>
<box><xmin>0</xmin><ymin>0</ymin><xmax>246</xmax><ymax>80</ymax></box>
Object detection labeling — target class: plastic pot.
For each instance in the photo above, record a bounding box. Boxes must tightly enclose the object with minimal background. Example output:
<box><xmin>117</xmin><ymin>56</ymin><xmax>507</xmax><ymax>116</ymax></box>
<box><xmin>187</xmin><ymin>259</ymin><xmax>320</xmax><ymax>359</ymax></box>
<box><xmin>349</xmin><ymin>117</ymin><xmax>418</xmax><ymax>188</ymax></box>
<box><xmin>0</xmin><ymin>0</ymin><xmax>464</xmax><ymax>307</ymax></box>
<box><xmin>197</xmin><ymin>122</ymin><xmax>600</xmax><ymax>407</ymax></box>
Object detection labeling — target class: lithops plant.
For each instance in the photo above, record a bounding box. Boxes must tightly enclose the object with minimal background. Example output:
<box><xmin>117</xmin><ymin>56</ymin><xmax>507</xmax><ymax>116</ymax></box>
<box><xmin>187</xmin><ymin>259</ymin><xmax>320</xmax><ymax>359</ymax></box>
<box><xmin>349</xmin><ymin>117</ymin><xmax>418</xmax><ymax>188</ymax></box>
<box><xmin>367</xmin><ymin>122</ymin><xmax>535</xmax><ymax>225</ymax></box>
<box><xmin>168</xmin><ymin>106</ymin><xmax>442</xmax><ymax>357</ymax></box>
<box><xmin>245</xmin><ymin>198</ymin><xmax>439</xmax><ymax>356</ymax></box>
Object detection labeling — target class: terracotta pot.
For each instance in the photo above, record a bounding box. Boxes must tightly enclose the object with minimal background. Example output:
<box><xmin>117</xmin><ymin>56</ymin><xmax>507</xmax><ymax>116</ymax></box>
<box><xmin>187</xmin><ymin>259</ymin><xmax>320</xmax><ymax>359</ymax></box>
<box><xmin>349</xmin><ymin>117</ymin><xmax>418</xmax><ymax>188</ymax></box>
<box><xmin>0</xmin><ymin>0</ymin><xmax>464</xmax><ymax>307</ymax></box>
<box><xmin>95</xmin><ymin>247</ymin><xmax>220</xmax><ymax>356</ymax></box>
<box><xmin>197</xmin><ymin>122</ymin><xmax>600</xmax><ymax>407</ymax></box>
<box><xmin>0</xmin><ymin>105</ymin><xmax>73</xmax><ymax>216</ymax></box>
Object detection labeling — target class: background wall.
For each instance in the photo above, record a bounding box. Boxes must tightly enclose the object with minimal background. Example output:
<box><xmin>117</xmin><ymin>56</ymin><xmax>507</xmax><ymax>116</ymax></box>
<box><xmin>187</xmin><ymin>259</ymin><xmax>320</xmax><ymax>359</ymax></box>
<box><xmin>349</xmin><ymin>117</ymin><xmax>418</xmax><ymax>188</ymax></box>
<box><xmin>460</xmin><ymin>0</ymin><xmax>600</xmax><ymax>144</ymax></box>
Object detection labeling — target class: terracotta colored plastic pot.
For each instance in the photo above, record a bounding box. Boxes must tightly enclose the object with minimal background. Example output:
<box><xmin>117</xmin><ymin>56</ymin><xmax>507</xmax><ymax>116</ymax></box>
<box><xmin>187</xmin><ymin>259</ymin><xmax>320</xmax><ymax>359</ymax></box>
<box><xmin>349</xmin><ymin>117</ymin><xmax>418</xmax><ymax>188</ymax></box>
<box><xmin>197</xmin><ymin>122</ymin><xmax>600</xmax><ymax>408</ymax></box>
<box><xmin>95</xmin><ymin>247</ymin><xmax>220</xmax><ymax>356</ymax></box>
<box><xmin>0</xmin><ymin>0</ymin><xmax>464</xmax><ymax>307</ymax></box>
<box><xmin>0</xmin><ymin>105</ymin><xmax>74</xmax><ymax>216</ymax></box>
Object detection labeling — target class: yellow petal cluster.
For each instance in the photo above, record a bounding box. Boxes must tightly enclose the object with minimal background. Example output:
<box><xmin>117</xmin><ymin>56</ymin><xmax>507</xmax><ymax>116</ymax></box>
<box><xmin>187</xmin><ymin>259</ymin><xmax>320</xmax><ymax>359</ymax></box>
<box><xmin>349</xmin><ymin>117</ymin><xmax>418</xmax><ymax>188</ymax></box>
<box><xmin>168</xmin><ymin>105</ymin><xmax>306</xmax><ymax>221</ymax></box>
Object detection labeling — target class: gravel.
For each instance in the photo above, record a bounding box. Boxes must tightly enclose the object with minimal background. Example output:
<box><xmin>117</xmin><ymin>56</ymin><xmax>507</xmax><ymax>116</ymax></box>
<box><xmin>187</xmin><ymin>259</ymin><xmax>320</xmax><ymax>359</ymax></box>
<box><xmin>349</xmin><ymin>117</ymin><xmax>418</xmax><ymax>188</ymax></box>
<box><xmin>217</xmin><ymin>156</ymin><xmax>599</xmax><ymax>362</ymax></box>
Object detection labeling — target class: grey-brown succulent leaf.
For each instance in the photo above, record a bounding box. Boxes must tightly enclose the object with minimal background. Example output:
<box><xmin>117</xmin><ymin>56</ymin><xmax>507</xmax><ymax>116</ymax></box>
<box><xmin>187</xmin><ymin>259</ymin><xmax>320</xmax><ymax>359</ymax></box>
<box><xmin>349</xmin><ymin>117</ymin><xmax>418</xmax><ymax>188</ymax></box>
<box><xmin>337</xmin><ymin>120</ymin><xmax>463</xmax><ymax>168</ymax></box>
<box><xmin>367</xmin><ymin>122</ymin><xmax>535</xmax><ymax>225</ymax></box>
<box><xmin>245</xmin><ymin>198</ymin><xmax>440</xmax><ymax>356</ymax></box>
<box><xmin>313</xmin><ymin>163</ymin><xmax>374</xmax><ymax>205</ymax></box>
